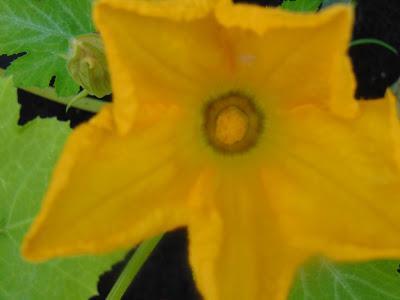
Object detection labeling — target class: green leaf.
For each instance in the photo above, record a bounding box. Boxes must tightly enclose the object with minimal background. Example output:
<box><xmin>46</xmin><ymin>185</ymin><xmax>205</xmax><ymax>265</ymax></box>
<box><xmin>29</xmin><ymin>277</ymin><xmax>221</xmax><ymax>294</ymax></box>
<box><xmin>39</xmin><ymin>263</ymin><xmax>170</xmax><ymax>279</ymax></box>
<box><xmin>0</xmin><ymin>0</ymin><xmax>95</xmax><ymax>96</ymax></box>
<box><xmin>281</xmin><ymin>0</ymin><xmax>323</xmax><ymax>12</ymax></box>
<box><xmin>0</xmin><ymin>76</ymin><xmax>122</xmax><ymax>299</ymax></box>
<box><xmin>289</xmin><ymin>257</ymin><xmax>400</xmax><ymax>299</ymax></box>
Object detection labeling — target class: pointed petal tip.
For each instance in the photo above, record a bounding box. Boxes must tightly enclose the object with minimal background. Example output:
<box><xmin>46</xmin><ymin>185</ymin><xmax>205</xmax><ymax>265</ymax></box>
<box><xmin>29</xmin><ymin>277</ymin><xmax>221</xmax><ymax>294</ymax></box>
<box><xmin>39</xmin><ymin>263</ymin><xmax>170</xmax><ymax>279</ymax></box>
<box><xmin>21</xmin><ymin>237</ymin><xmax>91</xmax><ymax>263</ymax></box>
<box><xmin>21</xmin><ymin>230</ymin><xmax>49</xmax><ymax>263</ymax></box>
<box><xmin>21</xmin><ymin>224</ymin><xmax>124</xmax><ymax>262</ymax></box>
<box><xmin>20</xmin><ymin>214</ymin><xmax>61</xmax><ymax>262</ymax></box>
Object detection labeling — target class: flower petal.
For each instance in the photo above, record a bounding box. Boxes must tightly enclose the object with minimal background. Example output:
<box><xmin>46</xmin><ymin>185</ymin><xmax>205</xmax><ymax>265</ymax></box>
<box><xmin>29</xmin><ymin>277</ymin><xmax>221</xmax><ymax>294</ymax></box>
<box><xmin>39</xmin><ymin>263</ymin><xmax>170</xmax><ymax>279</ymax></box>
<box><xmin>216</xmin><ymin>2</ymin><xmax>358</xmax><ymax>117</ymax></box>
<box><xmin>23</xmin><ymin>105</ymin><xmax>198</xmax><ymax>261</ymax></box>
<box><xmin>95</xmin><ymin>0</ymin><xmax>230</xmax><ymax>134</ymax></box>
<box><xmin>187</xmin><ymin>171</ymin><xmax>306</xmax><ymax>300</ymax></box>
<box><xmin>263</xmin><ymin>92</ymin><xmax>400</xmax><ymax>260</ymax></box>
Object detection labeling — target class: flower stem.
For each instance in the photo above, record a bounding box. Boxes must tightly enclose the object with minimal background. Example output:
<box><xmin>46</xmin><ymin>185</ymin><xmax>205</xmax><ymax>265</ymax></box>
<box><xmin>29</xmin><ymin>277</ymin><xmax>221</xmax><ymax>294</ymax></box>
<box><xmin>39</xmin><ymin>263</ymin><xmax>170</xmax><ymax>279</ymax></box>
<box><xmin>66</xmin><ymin>89</ymin><xmax>90</xmax><ymax>112</ymax></box>
<box><xmin>350</xmin><ymin>38</ymin><xmax>398</xmax><ymax>56</ymax></box>
<box><xmin>0</xmin><ymin>67</ymin><xmax>105</xmax><ymax>113</ymax></box>
<box><xmin>22</xmin><ymin>86</ymin><xmax>105</xmax><ymax>113</ymax></box>
<box><xmin>106</xmin><ymin>234</ymin><xmax>164</xmax><ymax>300</ymax></box>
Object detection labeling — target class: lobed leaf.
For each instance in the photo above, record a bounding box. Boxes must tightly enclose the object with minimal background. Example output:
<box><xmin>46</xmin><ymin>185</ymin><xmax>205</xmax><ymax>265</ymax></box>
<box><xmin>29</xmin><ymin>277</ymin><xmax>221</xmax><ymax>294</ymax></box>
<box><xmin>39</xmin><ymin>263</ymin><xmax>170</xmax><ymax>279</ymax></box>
<box><xmin>0</xmin><ymin>76</ymin><xmax>122</xmax><ymax>299</ymax></box>
<box><xmin>0</xmin><ymin>0</ymin><xmax>95</xmax><ymax>96</ymax></box>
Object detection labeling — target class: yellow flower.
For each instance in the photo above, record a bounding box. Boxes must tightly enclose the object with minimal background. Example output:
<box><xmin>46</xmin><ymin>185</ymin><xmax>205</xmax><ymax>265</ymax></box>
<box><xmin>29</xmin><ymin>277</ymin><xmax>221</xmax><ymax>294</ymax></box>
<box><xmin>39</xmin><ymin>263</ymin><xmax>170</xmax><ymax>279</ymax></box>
<box><xmin>23</xmin><ymin>1</ymin><xmax>400</xmax><ymax>299</ymax></box>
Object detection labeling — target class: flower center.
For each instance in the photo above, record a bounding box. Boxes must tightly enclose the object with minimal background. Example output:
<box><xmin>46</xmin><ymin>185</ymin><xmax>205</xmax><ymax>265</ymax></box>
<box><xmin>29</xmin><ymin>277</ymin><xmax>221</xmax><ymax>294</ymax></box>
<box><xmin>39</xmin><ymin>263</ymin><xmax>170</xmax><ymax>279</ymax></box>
<box><xmin>215</xmin><ymin>106</ymin><xmax>248</xmax><ymax>145</ymax></box>
<box><xmin>204</xmin><ymin>93</ymin><xmax>262</xmax><ymax>154</ymax></box>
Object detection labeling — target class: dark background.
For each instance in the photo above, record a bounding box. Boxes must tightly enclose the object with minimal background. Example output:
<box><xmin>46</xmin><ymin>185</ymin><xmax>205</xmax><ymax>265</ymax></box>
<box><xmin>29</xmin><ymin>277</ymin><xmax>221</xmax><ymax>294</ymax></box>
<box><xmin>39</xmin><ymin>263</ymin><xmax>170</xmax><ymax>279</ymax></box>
<box><xmin>1</xmin><ymin>0</ymin><xmax>400</xmax><ymax>299</ymax></box>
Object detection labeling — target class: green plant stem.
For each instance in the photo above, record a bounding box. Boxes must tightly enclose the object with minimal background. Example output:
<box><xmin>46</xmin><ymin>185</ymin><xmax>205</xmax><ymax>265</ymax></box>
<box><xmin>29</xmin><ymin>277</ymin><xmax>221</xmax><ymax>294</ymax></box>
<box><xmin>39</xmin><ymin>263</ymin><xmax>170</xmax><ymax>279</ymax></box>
<box><xmin>350</xmin><ymin>38</ymin><xmax>398</xmax><ymax>56</ymax></box>
<box><xmin>0</xmin><ymin>67</ymin><xmax>105</xmax><ymax>113</ymax></box>
<box><xmin>66</xmin><ymin>89</ymin><xmax>90</xmax><ymax>112</ymax></box>
<box><xmin>106</xmin><ymin>234</ymin><xmax>163</xmax><ymax>300</ymax></box>
<box><xmin>23</xmin><ymin>86</ymin><xmax>105</xmax><ymax>113</ymax></box>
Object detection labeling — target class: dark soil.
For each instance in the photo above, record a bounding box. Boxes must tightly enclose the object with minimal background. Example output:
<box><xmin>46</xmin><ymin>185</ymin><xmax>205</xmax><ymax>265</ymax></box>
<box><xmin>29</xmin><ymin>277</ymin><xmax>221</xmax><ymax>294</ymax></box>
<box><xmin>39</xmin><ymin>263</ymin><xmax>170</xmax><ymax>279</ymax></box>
<box><xmin>2</xmin><ymin>0</ymin><xmax>399</xmax><ymax>299</ymax></box>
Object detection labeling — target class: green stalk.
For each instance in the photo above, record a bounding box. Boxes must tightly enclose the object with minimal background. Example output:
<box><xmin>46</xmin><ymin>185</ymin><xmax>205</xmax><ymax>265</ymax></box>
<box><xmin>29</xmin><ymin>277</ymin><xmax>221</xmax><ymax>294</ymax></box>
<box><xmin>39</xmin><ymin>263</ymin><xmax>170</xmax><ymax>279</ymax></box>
<box><xmin>106</xmin><ymin>234</ymin><xmax>163</xmax><ymax>300</ymax></box>
<box><xmin>22</xmin><ymin>86</ymin><xmax>105</xmax><ymax>113</ymax></box>
<box><xmin>350</xmin><ymin>38</ymin><xmax>398</xmax><ymax>56</ymax></box>
<box><xmin>0</xmin><ymin>67</ymin><xmax>105</xmax><ymax>113</ymax></box>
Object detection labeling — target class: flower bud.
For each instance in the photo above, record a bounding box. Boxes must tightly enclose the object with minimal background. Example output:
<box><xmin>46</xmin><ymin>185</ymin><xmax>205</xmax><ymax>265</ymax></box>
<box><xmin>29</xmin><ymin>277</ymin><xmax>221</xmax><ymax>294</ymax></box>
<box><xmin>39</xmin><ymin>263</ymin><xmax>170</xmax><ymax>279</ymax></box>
<box><xmin>67</xmin><ymin>33</ymin><xmax>111</xmax><ymax>98</ymax></box>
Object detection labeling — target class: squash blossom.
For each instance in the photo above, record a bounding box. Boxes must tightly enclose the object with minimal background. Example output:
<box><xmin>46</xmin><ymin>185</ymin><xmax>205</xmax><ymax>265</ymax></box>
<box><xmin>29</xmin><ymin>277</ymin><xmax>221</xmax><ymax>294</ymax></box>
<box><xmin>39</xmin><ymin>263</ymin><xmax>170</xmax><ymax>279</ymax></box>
<box><xmin>23</xmin><ymin>0</ymin><xmax>400</xmax><ymax>299</ymax></box>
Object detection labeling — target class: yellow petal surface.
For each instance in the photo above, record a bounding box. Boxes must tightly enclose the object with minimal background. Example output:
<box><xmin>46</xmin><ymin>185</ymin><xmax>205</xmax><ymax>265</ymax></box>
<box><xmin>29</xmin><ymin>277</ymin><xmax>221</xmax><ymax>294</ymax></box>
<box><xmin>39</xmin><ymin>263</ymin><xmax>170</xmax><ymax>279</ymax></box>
<box><xmin>216</xmin><ymin>2</ymin><xmax>357</xmax><ymax>117</ymax></box>
<box><xmin>23</xmin><ymin>105</ymin><xmax>198</xmax><ymax>261</ymax></box>
<box><xmin>95</xmin><ymin>0</ymin><xmax>230</xmax><ymax>134</ymax></box>
<box><xmin>187</xmin><ymin>171</ymin><xmax>306</xmax><ymax>300</ymax></box>
<box><xmin>262</xmin><ymin>93</ymin><xmax>400</xmax><ymax>261</ymax></box>
<box><xmin>97</xmin><ymin>0</ymin><xmax>216</xmax><ymax>20</ymax></box>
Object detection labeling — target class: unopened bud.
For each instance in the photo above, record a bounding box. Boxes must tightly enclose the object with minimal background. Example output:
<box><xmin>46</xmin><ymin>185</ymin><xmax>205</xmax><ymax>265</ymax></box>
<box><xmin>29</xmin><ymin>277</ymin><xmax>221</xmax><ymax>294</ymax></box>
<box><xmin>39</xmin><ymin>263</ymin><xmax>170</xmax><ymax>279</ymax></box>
<box><xmin>67</xmin><ymin>33</ymin><xmax>111</xmax><ymax>98</ymax></box>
